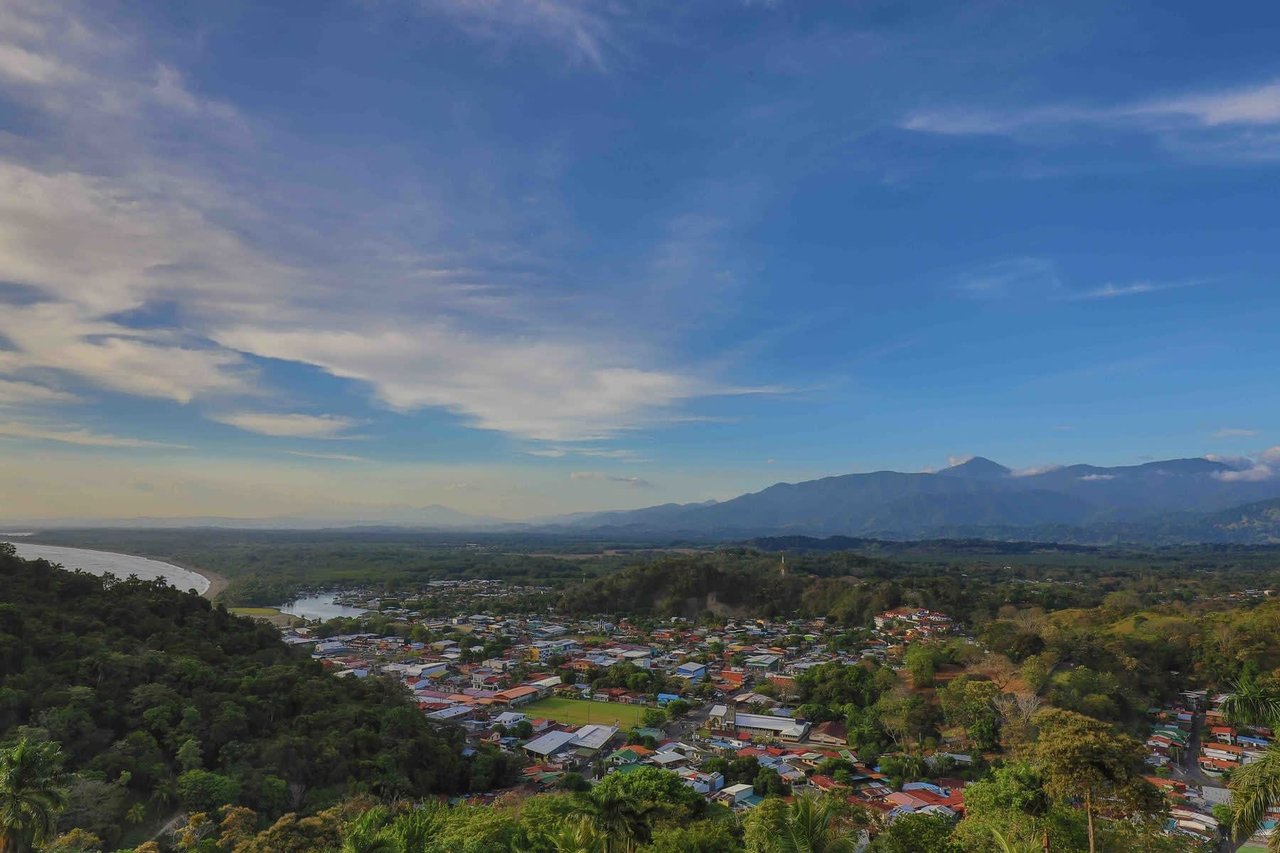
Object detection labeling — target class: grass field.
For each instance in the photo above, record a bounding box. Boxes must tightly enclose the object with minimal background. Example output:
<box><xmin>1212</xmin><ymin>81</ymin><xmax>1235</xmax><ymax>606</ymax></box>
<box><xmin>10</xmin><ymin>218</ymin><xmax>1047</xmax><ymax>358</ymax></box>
<box><xmin>229</xmin><ymin>606</ymin><xmax>298</xmax><ymax>627</ymax></box>
<box><xmin>524</xmin><ymin>697</ymin><xmax>648</xmax><ymax>728</ymax></box>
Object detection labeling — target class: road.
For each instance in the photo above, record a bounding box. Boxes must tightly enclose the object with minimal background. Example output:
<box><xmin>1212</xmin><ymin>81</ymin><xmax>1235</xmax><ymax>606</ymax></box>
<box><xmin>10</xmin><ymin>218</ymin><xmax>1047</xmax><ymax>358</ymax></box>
<box><xmin>1166</xmin><ymin>710</ymin><xmax>1249</xmax><ymax>852</ymax></box>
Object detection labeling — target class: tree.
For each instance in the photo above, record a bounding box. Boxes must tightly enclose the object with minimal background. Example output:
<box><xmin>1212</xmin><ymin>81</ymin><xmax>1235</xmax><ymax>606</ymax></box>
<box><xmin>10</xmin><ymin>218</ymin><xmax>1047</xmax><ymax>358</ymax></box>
<box><xmin>753</xmin><ymin>767</ymin><xmax>789</xmax><ymax>797</ymax></box>
<box><xmin>176</xmin><ymin>769</ymin><xmax>241</xmax><ymax>814</ymax></box>
<box><xmin>0</xmin><ymin>737</ymin><xmax>68</xmax><ymax>853</ymax></box>
<box><xmin>584</xmin><ymin>767</ymin><xmax>706</xmax><ymax>849</ymax></box>
<box><xmin>641</xmin><ymin>708</ymin><xmax>667</xmax><ymax>729</ymax></box>
<box><xmin>1230</xmin><ymin>748</ymin><xmax>1280</xmax><ymax>850</ymax></box>
<box><xmin>642</xmin><ymin>821</ymin><xmax>737</xmax><ymax>853</ymax></box>
<box><xmin>743</xmin><ymin>794</ymin><xmax>869</xmax><ymax>853</ymax></box>
<box><xmin>1032</xmin><ymin>709</ymin><xmax>1158</xmax><ymax>853</ymax></box>
<box><xmin>869</xmin><ymin>812</ymin><xmax>957</xmax><ymax>853</ymax></box>
<box><xmin>904</xmin><ymin>644</ymin><xmax>940</xmax><ymax>689</ymax></box>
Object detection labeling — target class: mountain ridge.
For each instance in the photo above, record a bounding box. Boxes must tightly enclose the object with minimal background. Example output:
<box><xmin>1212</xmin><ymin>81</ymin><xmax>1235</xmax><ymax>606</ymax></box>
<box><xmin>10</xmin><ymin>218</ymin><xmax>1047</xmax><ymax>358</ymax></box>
<box><xmin>550</xmin><ymin>455</ymin><xmax>1280</xmax><ymax>542</ymax></box>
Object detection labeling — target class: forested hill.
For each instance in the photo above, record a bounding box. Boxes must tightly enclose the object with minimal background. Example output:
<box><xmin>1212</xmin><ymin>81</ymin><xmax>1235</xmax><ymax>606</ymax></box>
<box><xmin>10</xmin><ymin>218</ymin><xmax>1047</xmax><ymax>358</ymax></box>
<box><xmin>0</xmin><ymin>545</ymin><xmax>478</xmax><ymax>848</ymax></box>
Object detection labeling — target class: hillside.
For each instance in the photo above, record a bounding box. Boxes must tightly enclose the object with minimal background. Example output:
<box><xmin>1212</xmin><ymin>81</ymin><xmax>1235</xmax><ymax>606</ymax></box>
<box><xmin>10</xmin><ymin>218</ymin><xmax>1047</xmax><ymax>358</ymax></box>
<box><xmin>0</xmin><ymin>545</ymin><xmax>478</xmax><ymax>847</ymax></box>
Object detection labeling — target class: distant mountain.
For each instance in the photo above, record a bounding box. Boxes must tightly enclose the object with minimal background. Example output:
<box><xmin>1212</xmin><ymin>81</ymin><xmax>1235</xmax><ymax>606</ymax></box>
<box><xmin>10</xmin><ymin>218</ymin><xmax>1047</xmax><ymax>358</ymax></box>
<box><xmin>552</xmin><ymin>456</ymin><xmax>1280</xmax><ymax>542</ymax></box>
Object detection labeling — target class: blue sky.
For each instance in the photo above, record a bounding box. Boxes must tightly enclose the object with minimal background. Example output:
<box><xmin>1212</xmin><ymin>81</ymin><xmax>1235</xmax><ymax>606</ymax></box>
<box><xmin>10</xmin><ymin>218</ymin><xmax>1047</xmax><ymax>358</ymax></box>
<box><xmin>1</xmin><ymin>0</ymin><xmax>1278</xmax><ymax>521</ymax></box>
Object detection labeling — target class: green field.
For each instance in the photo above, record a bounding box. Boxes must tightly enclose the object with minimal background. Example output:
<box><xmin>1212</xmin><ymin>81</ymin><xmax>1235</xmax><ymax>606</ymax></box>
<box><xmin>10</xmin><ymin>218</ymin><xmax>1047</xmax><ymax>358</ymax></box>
<box><xmin>524</xmin><ymin>697</ymin><xmax>648</xmax><ymax>728</ymax></box>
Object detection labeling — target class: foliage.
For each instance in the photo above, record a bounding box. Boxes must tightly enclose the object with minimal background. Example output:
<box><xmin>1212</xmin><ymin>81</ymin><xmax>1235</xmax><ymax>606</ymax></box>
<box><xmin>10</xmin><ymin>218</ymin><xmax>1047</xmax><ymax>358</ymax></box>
<box><xmin>0</xmin><ymin>553</ymin><xmax>477</xmax><ymax>845</ymax></box>
<box><xmin>0</xmin><ymin>737</ymin><xmax>68</xmax><ymax>853</ymax></box>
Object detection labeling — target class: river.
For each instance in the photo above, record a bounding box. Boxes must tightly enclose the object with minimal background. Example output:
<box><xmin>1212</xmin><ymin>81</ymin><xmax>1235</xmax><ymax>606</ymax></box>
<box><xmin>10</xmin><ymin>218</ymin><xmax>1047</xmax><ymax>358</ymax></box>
<box><xmin>5</xmin><ymin>541</ymin><xmax>212</xmax><ymax>596</ymax></box>
<box><xmin>278</xmin><ymin>593</ymin><xmax>370</xmax><ymax>621</ymax></box>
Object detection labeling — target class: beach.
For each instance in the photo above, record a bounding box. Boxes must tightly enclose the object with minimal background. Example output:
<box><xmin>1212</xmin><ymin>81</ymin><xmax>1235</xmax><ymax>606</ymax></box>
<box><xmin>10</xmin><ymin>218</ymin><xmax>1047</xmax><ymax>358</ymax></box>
<box><xmin>6</xmin><ymin>541</ymin><xmax>225</xmax><ymax>599</ymax></box>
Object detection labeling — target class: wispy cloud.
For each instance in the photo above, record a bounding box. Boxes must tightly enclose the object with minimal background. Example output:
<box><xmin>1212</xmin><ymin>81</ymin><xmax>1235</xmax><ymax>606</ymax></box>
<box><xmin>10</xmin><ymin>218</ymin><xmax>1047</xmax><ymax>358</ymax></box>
<box><xmin>213</xmin><ymin>413</ymin><xmax>358</xmax><ymax>439</ymax></box>
<box><xmin>955</xmin><ymin>259</ymin><xmax>1208</xmax><ymax>303</ymax></box>
<box><xmin>902</xmin><ymin>78</ymin><xmax>1280</xmax><ymax>161</ymax></box>
<box><xmin>1062</xmin><ymin>281</ymin><xmax>1207</xmax><ymax>301</ymax></box>
<box><xmin>955</xmin><ymin>258</ymin><xmax>1059</xmax><ymax>299</ymax></box>
<box><xmin>1213</xmin><ymin>428</ymin><xmax>1258</xmax><ymax>439</ymax></box>
<box><xmin>283</xmin><ymin>450</ymin><xmax>369</xmax><ymax>463</ymax></box>
<box><xmin>1080</xmin><ymin>473</ymin><xmax>1115</xmax><ymax>481</ymax></box>
<box><xmin>523</xmin><ymin>445</ymin><xmax>646</xmax><ymax>460</ymax></box>
<box><xmin>0</xmin><ymin>420</ymin><xmax>188</xmax><ymax>448</ymax></box>
<box><xmin>0</xmin><ymin>0</ymin><xmax>762</xmax><ymax>448</ymax></box>
<box><xmin>1011</xmin><ymin>464</ymin><xmax>1061</xmax><ymax>478</ymax></box>
<box><xmin>399</xmin><ymin>0</ymin><xmax>619</xmax><ymax>70</ymax></box>
<box><xmin>569</xmin><ymin>470</ymin><xmax>654</xmax><ymax>488</ymax></box>
<box><xmin>0</xmin><ymin>378</ymin><xmax>77</xmax><ymax>406</ymax></box>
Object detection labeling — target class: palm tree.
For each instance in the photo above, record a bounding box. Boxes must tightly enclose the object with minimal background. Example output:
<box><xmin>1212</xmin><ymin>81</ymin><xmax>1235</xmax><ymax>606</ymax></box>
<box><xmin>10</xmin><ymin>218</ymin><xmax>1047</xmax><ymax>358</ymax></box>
<box><xmin>990</xmin><ymin>827</ymin><xmax>1048</xmax><ymax>853</ymax></box>
<box><xmin>537</xmin><ymin>816</ymin><xmax>608</xmax><ymax>853</ymax></box>
<box><xmin>1221</xmin><ymin>679</ymin><xmax>1280</xmax><ymax>727</ymax></box>
<box><xmin>1222</xmin><ymin>681</ymin><xmax>1280</xmax><ymax>850</ymax></box>
<box><xmin>771</xmin><ymin>793</ymin><xmax>867</xmax><ymax>853</ymax></box>
<box><xmin>1230</xmin><ymin>749</ymin><xmax>1280</xmax><ymax>852</ymax></box>
<box><xmin>575</xmin><ymin>788</ymin><xmax>655</xmax><ymax>853</ymax></box>
<box><xmin>0</xmin><ymin>738</ymin><xmax>69</xmax><ymax>853</ymax></box>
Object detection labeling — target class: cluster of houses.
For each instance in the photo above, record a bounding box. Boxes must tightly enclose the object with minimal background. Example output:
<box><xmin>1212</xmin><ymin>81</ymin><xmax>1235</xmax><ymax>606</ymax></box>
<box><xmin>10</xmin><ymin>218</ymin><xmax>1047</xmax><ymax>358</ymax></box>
<box><xmin>1199</xmin><ymin>694</ymin><xmax>1273</xmax><ymax>776</ymax></box>
<box><xmin>1142</xmin><ymin>690</ymin><xmax>1279</xmax><ymax>847</ymax></box>
<box><xmin>871</xmin><ymin>607</ymin><xmax>957</xmax><ymax>641</ymax></box>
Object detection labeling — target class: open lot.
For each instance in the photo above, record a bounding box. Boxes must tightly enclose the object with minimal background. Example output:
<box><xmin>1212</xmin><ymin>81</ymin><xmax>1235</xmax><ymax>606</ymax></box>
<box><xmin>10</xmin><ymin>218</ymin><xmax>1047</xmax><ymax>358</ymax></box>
<box><xmin>524</xmin><ymin>697</ymin><xmax>648</xmax><ymax>729</ymax></box>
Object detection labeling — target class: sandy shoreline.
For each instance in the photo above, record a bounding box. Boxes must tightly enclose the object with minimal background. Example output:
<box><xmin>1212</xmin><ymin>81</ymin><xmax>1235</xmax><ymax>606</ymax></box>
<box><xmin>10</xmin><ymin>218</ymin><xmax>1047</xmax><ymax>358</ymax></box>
<box><xmin>177</xmin><ymin>561</ymin><xmax>228</xmax><ymax>599</ymax></box>
<box><xmin>7</xmin><ymin>540</ymin><xmax>228</xmax><ymax>599</ymax></box>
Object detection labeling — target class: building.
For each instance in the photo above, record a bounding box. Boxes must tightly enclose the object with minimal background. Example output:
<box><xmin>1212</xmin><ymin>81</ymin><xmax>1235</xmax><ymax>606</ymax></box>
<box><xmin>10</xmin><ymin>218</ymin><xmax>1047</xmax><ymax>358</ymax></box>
<box><xmin>674</xmin><ymin>662</ymin><xmax>707</xmax><ymax>683</ymax></box>
<box><xmin>493</xmin><ymin>685</ymin><xmax>541</xmax><ymax>707</ymax></box>
<box><xmin>708</xmin><ymin>703</ymin><xmax>809</xmax><ymax>742</ymax></box>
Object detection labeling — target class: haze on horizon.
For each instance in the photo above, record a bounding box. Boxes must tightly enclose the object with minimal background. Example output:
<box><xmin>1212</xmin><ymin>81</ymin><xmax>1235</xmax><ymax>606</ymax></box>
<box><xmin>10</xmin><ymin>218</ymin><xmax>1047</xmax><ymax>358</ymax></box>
<box><xmin>1</xmin><ymin>0</ymin><xmax>1278</xmax><ymax>523</ymax></box>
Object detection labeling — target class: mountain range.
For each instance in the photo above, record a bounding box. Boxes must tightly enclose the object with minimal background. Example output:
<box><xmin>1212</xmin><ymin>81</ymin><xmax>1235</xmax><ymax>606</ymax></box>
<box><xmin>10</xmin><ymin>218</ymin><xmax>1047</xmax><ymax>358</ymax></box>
<box><xmin>548</xmin><ymin>456</ymin><xmax>1280</xmax><ymax>544</ymax></box>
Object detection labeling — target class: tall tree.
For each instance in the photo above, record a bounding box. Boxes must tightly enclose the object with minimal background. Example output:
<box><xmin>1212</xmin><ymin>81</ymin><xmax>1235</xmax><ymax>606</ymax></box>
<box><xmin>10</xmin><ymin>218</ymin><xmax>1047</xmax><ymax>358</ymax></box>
<box><xmin>1032</xmin><ymin>709</ymin><xmax>1157</xmax><ymax>853</ymax></box>
<box><xmin>0</xmin><ymin>737</ymin><xmax>68</xmax><ymax>853</ymax></box>
<box><xmin>743</xmin><ymin>794</ymin><xmax>869</xmax><ymax>853</ymax></box>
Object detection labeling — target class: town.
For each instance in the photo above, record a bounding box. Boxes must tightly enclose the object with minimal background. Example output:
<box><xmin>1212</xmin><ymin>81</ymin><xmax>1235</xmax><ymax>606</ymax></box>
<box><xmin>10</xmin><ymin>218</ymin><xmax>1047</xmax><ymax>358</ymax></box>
<box><xmin>269</xmin><ymin>587</ymin><xmax>1262</xmax><ymax>850</ymax></box>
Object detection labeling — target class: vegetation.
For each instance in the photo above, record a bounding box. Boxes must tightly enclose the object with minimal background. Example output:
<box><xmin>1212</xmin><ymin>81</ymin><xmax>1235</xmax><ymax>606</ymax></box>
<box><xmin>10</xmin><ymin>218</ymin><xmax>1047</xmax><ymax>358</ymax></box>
<box><xmin>0</xmin><ymin>546</ymin><xmax>485</xmax><ymax>849</ymax></box>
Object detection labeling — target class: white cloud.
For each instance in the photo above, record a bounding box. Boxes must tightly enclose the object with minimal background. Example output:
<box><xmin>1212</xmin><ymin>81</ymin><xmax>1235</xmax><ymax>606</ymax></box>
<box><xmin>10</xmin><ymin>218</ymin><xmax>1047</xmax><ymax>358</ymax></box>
<box><xmin>946</xmin><ymin>455</ymin><xmax>974</xmax><ymax>467</ymax></box>
<box><xmin>523</xmin><ymin>445</ymin><xmax>644</xmax><ymax>460</ymax></box>
<box><xmin>1079</xmin><ymin>473</ymin><xmax>1115</xmax><ymax>481</ymax></box>
<box><xmin>1011</xmin><ymin>465</ymin><xmax>1062</xmax><ymax>478</ymax></box>
<box><xmin>1063</xmin><ymin>281</ymin><xmax>1206</xmax><ymax>301</ymax></box>
<box><xmin>0</xmin><ymin>0</ymin><xmax>760</xmax><ymax>448</ymax></box>
<box><xmin>955</xmin><ymin>258</ymin><xmax>1059</xmax><ymax>299</ymax></box>
<box><xmin>1213</xmin><ymin>428</ymin><xmax>1258</xmax><ymax>439</ymax></box>
<box><xmin>570</xmin><ymin>470</ymin><xmax>654</xmax><ymax>488</ymax></box>
<box><xmin>0</xmin><ymin>379</ymin><xmax>77</xmax><ymax>406</ymax></box>
<box><xmin>1210</xmin><ymin>446</ymin><xmax>1280</xmax><ymax>482</ymax></box>
<box><xmin>902</xmin><ymin>78</ymin><xmax>1280</xmax><ymax>161</ymax></box>
<box><xmin>213</xmin><ymin>413</ymin><xmax>357</xmax><ymax>439</ymax></box>
<box><xmin>283</xmin><ymin>450</ymin><xmax>369</xmax><ymax>463</ymax></box>
<box><xmin>0</xmin><ymin>420</ymin><xmax>188</xmax><ymax>448</ymax></box>
<box><xmin>401</xmin><ymin>0</ymin><xmax>618</xmax><ymax>70</ymax></box>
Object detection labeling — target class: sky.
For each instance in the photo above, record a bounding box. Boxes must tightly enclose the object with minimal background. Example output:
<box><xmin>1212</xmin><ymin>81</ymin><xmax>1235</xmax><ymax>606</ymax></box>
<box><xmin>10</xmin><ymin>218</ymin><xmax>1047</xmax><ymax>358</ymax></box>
<box><xmin>1</xmin><ymin>0</ymin><xmax>1279</xmax><ymax>523</ymax></box>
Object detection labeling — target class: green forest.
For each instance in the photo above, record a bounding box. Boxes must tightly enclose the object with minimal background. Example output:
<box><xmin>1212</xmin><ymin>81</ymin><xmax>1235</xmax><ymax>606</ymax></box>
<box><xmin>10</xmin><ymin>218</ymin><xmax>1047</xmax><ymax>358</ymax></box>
<box><xmin>0</xmin><ymin>545</ymin><xmax>515</xmax><ymax>851</ymax></box>
<box><xmin>8</xmin><ymin>538</ymin><xmax>1280</xmax><ymax>851</ymax></box>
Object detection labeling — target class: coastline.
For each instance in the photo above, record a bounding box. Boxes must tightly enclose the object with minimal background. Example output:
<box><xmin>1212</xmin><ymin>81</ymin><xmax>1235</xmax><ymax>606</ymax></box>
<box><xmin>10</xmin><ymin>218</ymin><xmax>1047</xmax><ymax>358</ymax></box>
<box><xmin>7</xmin><ymin>540</ymin><xmax>228</xmax><ymax>599</ymax></box>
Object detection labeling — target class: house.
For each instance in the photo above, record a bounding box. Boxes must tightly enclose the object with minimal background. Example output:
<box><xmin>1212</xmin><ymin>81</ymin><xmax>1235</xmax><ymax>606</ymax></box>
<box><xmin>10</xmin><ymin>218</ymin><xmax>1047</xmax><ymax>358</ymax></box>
<box><xmin>647</xmin><ymin>751</ymin><xmax>691</xmax><ymax>770</ymax></box>
<box><xmin>745</xmin><ymin>654</ymin><xmax>781</xmax><ymax>673</ymax></box>
<box><xmin>524</xmin><ymin>730</ymin><xmax>579</xmax><ymax>760</ymax></box>
<box><xmin>677</xmin><ymin>767</ymin><xmax>724</xmax><ymax>794</ymax></box>
<box><xmin>716</xmin><ymin>783</ymin><xmax>759</xmax><ymax>809</ymax></box>
<box><xmin>675</xmin><ymin>662</ymin><xmax>707</xmax><ymax>683</ymax></box>
<box><xmin>810</xmin><ymin>720</ymin><xmax>848</xmax><ymax>746</ymax></box>
<box><xmin>493</xmin><ymin>685</ymin><xmax>541</xmax><ymax>708</ymax></box>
